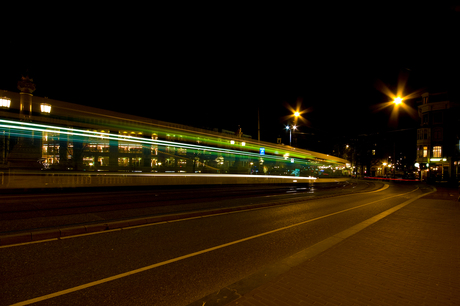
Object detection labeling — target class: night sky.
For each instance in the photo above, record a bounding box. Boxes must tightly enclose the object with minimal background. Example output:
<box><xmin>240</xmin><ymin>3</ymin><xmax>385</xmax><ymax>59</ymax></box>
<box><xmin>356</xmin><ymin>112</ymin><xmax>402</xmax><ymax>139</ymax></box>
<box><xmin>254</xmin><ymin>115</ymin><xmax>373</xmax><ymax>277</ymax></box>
<box><xmin>2</xmin><ymin>4</ymin><xmax>459</xmax><ymax>143</ymax></box>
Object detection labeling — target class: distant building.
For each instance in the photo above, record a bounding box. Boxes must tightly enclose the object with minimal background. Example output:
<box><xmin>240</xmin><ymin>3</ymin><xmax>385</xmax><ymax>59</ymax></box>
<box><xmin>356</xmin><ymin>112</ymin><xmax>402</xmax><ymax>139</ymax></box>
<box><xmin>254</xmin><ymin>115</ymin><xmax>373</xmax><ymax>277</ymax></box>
<box><xmin>338</xmin><ymin>130</ymin><xmax>416</xmax><ymax>179</ymax></box>
<box><xmin>416</xmin><ymin>91</ymin><xmax>460</xmax><ymax>182</ymax></box>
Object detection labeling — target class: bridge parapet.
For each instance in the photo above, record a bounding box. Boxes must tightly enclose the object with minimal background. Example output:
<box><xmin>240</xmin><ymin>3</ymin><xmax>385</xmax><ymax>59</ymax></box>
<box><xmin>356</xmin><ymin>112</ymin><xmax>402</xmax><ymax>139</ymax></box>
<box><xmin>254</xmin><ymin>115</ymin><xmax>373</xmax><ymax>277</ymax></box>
<box><xmin>0</xmin><ymin>171</ymin><xmax>348</xmax><ymax>190</ymax></box>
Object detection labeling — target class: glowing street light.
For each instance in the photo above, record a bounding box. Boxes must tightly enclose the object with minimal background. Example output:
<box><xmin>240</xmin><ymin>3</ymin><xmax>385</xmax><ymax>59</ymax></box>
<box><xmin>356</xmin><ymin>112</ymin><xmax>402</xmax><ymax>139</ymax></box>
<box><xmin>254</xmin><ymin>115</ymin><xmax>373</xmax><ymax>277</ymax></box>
<box><xmin>393</xmin><ymin>96</ymin><xmax>403</xmax><ymax>105</ymax></box>
<box><xmin>286</xmin><ymin>124</ymin><xmax>297</xmax><ymax>146</ymax></box>
<box><xmin>283</xmin><ymin>109</ymin><xmax>301</xmax><ymax>146</ymax></box>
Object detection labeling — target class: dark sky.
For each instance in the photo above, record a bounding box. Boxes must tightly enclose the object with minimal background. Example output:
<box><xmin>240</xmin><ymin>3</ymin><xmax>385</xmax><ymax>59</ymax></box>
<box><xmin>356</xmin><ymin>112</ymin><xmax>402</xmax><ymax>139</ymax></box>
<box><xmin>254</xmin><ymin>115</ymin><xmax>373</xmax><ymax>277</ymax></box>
<box><xmin>2</xmin><ymin>3</ymin><xmax>459</xmax><ymax>142</ymax></box>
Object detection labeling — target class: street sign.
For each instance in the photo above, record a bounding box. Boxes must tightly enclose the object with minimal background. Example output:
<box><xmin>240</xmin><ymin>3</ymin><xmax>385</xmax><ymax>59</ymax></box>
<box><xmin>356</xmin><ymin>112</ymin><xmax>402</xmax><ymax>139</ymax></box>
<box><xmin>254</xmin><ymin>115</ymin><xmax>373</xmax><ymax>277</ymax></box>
<box><xmin>259</xmin><ymin>147</ymin><xmax>265</xmax><ymax>155</ymax></box>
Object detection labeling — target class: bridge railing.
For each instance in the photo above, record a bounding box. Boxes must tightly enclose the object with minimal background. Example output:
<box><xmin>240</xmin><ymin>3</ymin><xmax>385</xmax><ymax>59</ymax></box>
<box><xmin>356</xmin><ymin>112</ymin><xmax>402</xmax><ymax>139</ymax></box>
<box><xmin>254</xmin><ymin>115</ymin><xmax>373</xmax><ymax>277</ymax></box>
<box><xmin>0</xmin><ymin>171</ymin><xmax>349</xmax><ymax>190</ymax></box>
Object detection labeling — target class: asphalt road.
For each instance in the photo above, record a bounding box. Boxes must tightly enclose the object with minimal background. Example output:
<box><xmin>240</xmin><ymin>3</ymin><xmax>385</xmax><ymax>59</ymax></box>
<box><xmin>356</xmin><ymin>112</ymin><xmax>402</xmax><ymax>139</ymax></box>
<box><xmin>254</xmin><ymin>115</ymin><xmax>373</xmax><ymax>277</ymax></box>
<box><xmin>0</xmin><ymin>181</ymin><xmax>368</xmax><ymax>233</ymax></box>
<box><xmin>0</xmin><ymin>181</ymin><xmax>431</xmax><ymax>306</ymax></box>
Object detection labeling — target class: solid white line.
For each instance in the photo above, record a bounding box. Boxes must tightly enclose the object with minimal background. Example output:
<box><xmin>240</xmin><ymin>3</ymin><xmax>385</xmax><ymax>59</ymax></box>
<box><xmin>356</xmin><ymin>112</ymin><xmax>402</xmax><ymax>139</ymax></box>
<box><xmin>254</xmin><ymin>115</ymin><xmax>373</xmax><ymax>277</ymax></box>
<box><xmin>10</xmin><ymin>185</ymin><xmax>417</xmax><ymax>305</ymax></box>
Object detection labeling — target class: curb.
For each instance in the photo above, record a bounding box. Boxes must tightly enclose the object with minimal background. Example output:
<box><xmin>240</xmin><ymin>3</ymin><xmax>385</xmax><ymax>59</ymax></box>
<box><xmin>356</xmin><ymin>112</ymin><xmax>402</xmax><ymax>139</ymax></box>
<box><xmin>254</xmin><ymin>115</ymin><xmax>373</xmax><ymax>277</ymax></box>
<box><xmin>0</xmin><ymin>207</ymin><xmax>253</xmax><ymax>247</ymax></box>
<box><xmin>0</xmin><ymin>183</ymin><xmax>384</xmax><ymax>247</ymax></box>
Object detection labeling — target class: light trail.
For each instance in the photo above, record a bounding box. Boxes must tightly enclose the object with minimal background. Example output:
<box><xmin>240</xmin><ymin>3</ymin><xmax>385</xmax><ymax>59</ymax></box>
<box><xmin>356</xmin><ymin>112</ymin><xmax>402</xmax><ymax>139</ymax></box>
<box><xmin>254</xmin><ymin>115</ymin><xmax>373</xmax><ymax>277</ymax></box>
<box><xmin>0</xmin><ymin>119</ymin><xmax>345</xmax><ymax>166</ymax></box>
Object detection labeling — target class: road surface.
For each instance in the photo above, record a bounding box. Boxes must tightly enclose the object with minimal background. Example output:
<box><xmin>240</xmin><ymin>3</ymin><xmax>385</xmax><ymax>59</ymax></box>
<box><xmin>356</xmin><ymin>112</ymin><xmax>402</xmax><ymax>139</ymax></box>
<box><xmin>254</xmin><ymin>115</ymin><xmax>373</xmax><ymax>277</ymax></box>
<box><xmin>0</xmin><ymin>181</ymin><xmax>432</xmax><ymax>306</ymax></box>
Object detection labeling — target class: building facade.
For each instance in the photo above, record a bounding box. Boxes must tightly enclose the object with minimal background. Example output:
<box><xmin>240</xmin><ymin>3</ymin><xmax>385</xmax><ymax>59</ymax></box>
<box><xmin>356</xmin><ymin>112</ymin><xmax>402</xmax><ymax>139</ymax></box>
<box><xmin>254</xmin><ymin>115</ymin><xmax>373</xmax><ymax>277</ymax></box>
<box><xmin>416</xmin><ymin>91</ymin><xmax>460</xmax><ymax>182</ymax></box>
<box><xmin>334</xmin><ymin>129</ymin><xmax>417</xmax><ymax>180</ymax></box>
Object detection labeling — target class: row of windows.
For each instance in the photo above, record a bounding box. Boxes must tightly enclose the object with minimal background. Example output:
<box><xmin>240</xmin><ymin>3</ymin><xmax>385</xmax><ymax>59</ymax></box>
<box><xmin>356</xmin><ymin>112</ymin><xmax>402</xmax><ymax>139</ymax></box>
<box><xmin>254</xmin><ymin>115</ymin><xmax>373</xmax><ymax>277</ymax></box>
<box><xmin>421</xmin><ymin>111</ymin><xmax>443</xmax><ymax>125</ymax></box>
<box><xmin>44</xmin><ymin>144</ymin><xmax>185</xmax><ymax>155</ymax></box>
<box><xmin>417</xmin><ymin>128</ymin><xmax>443</xmax><ymax>141</ymax></box>
<box><xmin>42</xmin><ymin>130</ymin><xmax>224</xmax><ymax>153</ymax></box>
<box><xmin>42</xmin><ymin>156</ymin><xmax>255</xmax><ymax>169</ymax></box>
<box><xmin>42</xmin><ymin>129</ymin><xmax>240</xmax><ymax>156</ymax></box>
<box><xmin>43</xmin><ymin>143</ymin><xmax>168</xmax><ymax>155</ymax></box>
<box><xmin>418</xmin><ymin>145</ymin><xmax>442</xmax><ymax>158</ymax></box>
<box><xmin>39</xmin><ymin>127</ymin><xmax>256</xmax><ymax>166</ymax></box>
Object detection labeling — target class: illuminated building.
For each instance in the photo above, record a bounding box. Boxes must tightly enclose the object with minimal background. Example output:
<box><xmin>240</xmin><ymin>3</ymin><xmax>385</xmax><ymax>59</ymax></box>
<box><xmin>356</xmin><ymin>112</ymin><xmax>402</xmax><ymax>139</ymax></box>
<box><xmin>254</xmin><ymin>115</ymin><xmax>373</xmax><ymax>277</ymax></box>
<box><xmin>416</xmin><ymin>91</ymin><xmax>460</xmax><ymax>182</ymax></box>
<box><xmin>351</xmin><ymin>130</ymin><xmax>416</xmax><ymax>179</ymax></box>
<box><xmin>0</xmin><ymin>78</ymin><xmax>349</xmax><ymax>176</ymax></box>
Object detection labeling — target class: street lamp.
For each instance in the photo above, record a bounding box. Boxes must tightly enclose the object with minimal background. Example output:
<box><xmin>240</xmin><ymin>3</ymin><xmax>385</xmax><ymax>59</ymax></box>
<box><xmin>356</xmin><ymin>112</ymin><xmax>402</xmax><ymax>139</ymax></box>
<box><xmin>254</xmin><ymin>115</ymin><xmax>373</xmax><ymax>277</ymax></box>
<box><xmin>282</xmin><ymin>109</ymin><xmax>302</xmax><ymax>146</ymax></box>
<box><xmin>393</xmin><ymin>96</ymin><xmax>403</xmax><ymax>105</ymax></box>
<box><xmin>285</xmin><ymin>124</ymin><xmax>297</xmax><ymax>146</ymax></box>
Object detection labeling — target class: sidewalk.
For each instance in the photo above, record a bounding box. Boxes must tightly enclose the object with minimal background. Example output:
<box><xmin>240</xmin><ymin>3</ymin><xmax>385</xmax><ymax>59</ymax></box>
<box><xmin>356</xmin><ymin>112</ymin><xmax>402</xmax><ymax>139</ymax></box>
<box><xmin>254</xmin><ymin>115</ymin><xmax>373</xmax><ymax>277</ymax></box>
<box><xmin>226</xmin><ymin>186</ymin><xmax>460</xmax><ymax>305</ymax></box>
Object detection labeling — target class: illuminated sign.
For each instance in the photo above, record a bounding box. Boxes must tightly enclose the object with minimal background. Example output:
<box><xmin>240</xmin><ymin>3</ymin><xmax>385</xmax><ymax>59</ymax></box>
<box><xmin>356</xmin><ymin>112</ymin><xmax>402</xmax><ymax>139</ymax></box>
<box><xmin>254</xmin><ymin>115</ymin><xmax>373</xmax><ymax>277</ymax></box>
<box><xmin>291</xmin><ymin>158</ymin><xmax>294</xmax><ymax>163</ymax></box>
<box><xmin>259</xmin><ymin>147</ymin><xmax>265</xmax><ymax>155</ymax></box>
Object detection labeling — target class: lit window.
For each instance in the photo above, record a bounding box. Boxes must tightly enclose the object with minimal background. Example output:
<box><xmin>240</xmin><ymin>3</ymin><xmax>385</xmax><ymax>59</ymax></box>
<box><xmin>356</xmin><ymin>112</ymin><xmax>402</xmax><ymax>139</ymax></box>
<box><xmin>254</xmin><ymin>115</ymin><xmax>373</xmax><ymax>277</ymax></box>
<box><xmin>118</xmin><ymin>157</ymin><xmax>129</xmax><ymax>167</ymax></box>
<box><xmin>83</xmin><ymin>156</ymin><xmax>95</xmax><ymax>167</ymax></box>
<box><xmin>132</xmin><ymin>157</ymin><xmax>142</xmax><ymax>167</ymax></box>
<box><xmin>98</xmin><ymin>156</ymin><xmax>109</xmax><ymax>166</ymax></box>
<box><xmin>40</xmin><ymin>103</ymin><xmax>51</xmax><ymax>113</ymax></box>
<box><xmin>433</xmin><ymin>146</ymin><xmax>442</xmax><ymax>158</ymax></box>
<box><xmin>0</xmin><ymin>97</ymin><xmax>11</xmax><ymax>108</ymax></box>
<box><xmin>423</xmin><ymin>146</ymin><xmax>428</xmax><ymax>158</ymax></box>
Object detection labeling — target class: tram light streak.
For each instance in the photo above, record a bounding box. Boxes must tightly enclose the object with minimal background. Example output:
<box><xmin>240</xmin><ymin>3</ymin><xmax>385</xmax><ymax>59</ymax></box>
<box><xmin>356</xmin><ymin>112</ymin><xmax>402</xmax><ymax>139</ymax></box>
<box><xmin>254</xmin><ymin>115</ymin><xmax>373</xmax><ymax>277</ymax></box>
<box><xmin>0</xmin><ymin>119</ymin><xmax>346</xmax><ymax>167</ymax></box>
<box><xmin>0</xmin><ymin>121</ymin><xmax>297</xmax><ymax>164</ymax></box>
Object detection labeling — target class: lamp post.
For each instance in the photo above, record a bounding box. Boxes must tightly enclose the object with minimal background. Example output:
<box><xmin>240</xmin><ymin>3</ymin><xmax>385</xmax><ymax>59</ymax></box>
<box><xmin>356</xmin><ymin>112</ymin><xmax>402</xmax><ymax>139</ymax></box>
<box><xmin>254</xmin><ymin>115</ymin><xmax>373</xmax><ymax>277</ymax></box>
<box><xmin>285</xmin><ymin>124</ymin><xmax>297</xmax><ymax>146</ymax></box>
<box><xmin>391</xmin><ymin>97</ymin><xmax>403</xmax><ymax>179</ymax></box>
<box><xmin>284</xmin><ymin>111</ymin><xmax>300</xmax><ymax>146</ymax></box>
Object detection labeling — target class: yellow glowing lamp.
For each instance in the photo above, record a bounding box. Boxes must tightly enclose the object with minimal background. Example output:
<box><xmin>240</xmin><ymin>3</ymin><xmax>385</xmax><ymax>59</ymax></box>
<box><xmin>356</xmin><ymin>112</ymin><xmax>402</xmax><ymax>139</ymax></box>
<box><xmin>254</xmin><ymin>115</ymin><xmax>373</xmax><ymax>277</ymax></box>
<box><xmin>294</xmin><ymin>111</ymin><xmax>300</xmax><ymax>117</ymax></box>
<box><xmin>0</xmin><ymin>97</ymin><xmax>11</xmax><ymax>108</ymax></box>
<box><xmin>393</xmin><ymin>97</ymin><xmax>403</xmax><ymax>105</ymax></box>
